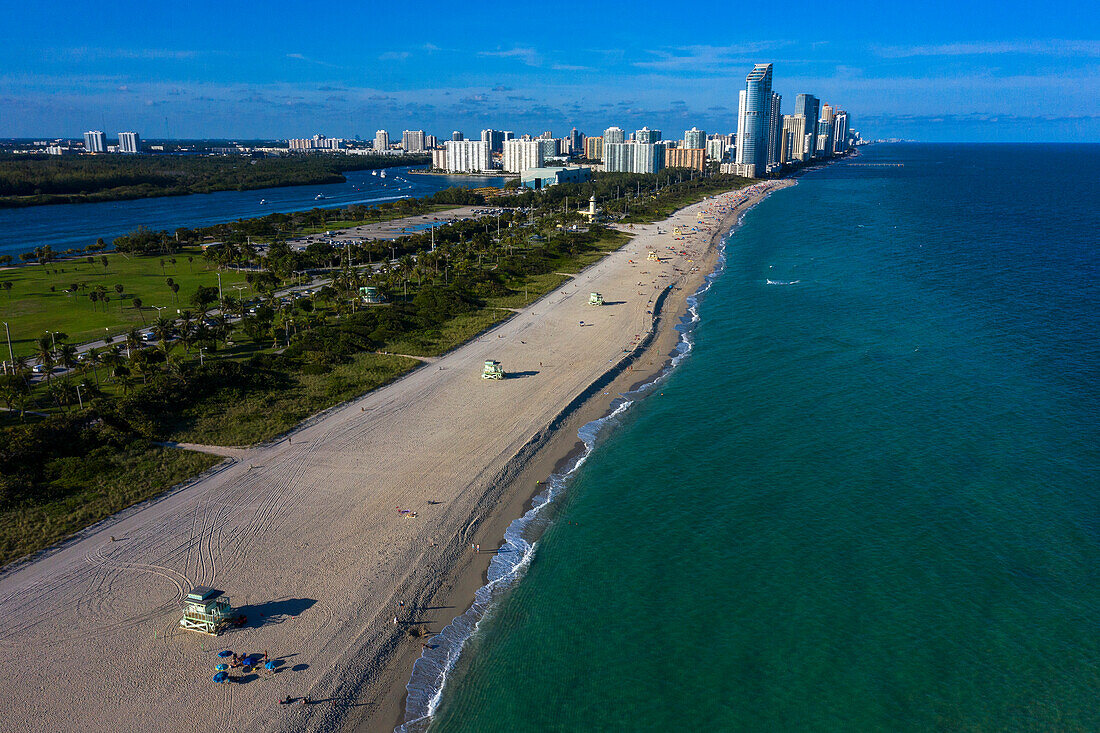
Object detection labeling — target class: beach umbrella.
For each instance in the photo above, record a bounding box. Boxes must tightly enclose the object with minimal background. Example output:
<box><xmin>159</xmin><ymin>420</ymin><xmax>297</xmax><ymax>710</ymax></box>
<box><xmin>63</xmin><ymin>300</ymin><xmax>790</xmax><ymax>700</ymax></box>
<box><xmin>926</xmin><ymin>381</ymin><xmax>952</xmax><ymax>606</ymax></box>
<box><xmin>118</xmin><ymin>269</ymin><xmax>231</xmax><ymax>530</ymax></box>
<box><xmin>218</xmin><ymin>650</ymin><xmax>233</xmax><ymax>658</ymax></box>
<box><xmin>215</xmin><ymin>664</ymin><xmax>228</xmax><ymax>672</ymax></box>
<box><xmin>213</xmin><ymin>672</ymin><xmax>229</xmax><ymax>683</ymax></box>
<box><xmin>265</xmin><ymin>661</ymin><xmax>276</xmax><ymax>671</ymax></box>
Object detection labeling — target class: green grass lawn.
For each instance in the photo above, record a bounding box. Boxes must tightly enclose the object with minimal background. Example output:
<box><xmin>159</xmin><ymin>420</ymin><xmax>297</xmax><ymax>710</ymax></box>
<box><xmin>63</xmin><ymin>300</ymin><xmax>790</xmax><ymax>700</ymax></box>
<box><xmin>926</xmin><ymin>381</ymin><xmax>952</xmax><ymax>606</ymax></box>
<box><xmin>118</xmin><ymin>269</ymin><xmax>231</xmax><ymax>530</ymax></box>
<box><xmin>0</xmin><ymin>246</ymin><xmax>250</xmax><ymax>357</ymax></box>
<box><xmin>165</xmin><ymin>352</ymin><xmax>419</xmax><ymax>446</ymax></box>
<box><xmin>0</xmin><ymin>444</ymin><xmax>220</xmax><ymax>567</ymax></box>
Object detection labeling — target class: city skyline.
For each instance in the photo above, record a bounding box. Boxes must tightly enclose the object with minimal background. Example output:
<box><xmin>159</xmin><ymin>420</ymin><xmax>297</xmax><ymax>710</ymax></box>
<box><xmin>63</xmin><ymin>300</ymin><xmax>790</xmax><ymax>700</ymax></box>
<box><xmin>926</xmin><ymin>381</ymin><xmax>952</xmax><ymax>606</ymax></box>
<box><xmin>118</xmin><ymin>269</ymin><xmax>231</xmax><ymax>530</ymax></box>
<box><xmin>3</xmin><ymin>0</ymin><xmax>1097</xmax><ymax>142</ymax></box>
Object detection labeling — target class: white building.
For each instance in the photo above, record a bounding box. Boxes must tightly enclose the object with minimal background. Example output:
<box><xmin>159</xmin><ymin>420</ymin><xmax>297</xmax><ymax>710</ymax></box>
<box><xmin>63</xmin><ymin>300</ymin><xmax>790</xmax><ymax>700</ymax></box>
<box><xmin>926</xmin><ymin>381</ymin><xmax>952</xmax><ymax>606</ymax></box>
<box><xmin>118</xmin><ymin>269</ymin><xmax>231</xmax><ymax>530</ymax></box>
<box><xmin>684</xmin><ymin>127</ymin><xmax>706</xmax><ymax>149</ymax></box>
<box><xmin>431</xmin><ymin>148</ymin><xmax>447</xmax><ymax>170</ymax></box>
<box><xmin>117</xmin><ymin>131</ymin><xmax>140</xmax><ymax>154</ymax></box>
<box><xmin>603</xmin><ymin>126</ymin><xmax>625</xmax><ymax>145</ymax></box>
<box><xmin>374</xmin><ymin>130</ymin><xmax>390</xmax><ymax>152</ymax></box>
<box><xmin>402</xmin><ymin>130</ymin><xmax>426</xmax><ymax>152</ymax></box>
<box><xmin>444</xmin><ymin>140</ymin><xmax>491</xmax><ymax>172</ymax></box>
<box><xmin>633</xmin><ymin>142</ymin><xmax>665</xmax><ymax>173</ymax></box>
<box><xmin>83</xmin><ymin>130</ymin><xmax>106</xmax><ymax>153</ymax></box>
<box><xmin>502</xmin><ymin>139</ymin><xmax>544</xmax><ymax>174</ymax></box>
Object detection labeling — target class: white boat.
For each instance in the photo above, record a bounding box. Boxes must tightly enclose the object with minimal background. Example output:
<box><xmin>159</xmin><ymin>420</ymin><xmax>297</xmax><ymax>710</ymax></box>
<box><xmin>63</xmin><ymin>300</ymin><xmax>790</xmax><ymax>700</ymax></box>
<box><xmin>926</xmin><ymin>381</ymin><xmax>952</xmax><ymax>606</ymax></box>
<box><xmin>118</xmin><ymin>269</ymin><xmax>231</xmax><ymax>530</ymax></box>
<box><xmin>380</xmin><ymin>171</ymin><xmax>387</xmax><ymax>178</ymax></box>
<box><xmin>315</xmin><ymin>193</ymin><xmax>325</xmax><ymax>200</ymax></box>
<box><xmin>259</xmin><ymin>199</ymin><xmax>267</xmax><ymax>205</ymax></box>
<box><xmin>372</xmin><ymin>170</ymin><xmax>378</xmax><ymax>176</ymax></box>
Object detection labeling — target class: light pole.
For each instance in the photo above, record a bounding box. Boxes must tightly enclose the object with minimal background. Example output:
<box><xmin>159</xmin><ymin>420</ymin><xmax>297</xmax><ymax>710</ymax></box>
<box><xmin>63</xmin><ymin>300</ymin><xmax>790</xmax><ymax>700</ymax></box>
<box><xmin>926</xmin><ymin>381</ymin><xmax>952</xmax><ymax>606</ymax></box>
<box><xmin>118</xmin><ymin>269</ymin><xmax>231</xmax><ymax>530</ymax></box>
<box><xmin>76</xmin><ymin>383</ymin><xmax>85</xmax><ymax>410</ymax></box>
<box><xmin>216</xmin><ymin>272</ymin><xmax>223</xmax><ymax>305</ymax></box>
<box><xmin>3</xmin><ymin>321</ymin><xmax>13</xmax><ymax>375</ymax></box>
<box><xmin>198</xmin><ymin>347</ymin><xmax>205</xmax><ymax>367</ymax></box>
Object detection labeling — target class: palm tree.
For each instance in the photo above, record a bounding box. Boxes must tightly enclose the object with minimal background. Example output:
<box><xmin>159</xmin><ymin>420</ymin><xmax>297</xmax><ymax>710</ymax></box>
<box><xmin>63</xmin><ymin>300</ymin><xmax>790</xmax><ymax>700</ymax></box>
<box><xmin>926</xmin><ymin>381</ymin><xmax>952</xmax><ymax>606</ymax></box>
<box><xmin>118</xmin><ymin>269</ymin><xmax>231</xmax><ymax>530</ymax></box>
<box><xmin>125</xmin><ymin>328</ymin><xmax>140</xmax><ymax>358</ymax></box>
<box><xmin>131</xmin><ymin>297</ymin><xmax>146</xmax><ymax>324</ymax></box>
<box><xmin>35</xmin><ymin>334</ymin><xmax>55</xmax><ymax>383</ymax></box>
<box><xmin>86</xmin><ymin>347</ymin><xmax>103</xmax><ymax>387</ymax></box>
<box><xmin>153</xmin><ymin>316</ymin><xmax>175</xmax><ymax>357</ymax></box>
<box><xmin>56</xmin><ymin>342</ymin><xmax>78</xmax><ymax>373</ymax></box>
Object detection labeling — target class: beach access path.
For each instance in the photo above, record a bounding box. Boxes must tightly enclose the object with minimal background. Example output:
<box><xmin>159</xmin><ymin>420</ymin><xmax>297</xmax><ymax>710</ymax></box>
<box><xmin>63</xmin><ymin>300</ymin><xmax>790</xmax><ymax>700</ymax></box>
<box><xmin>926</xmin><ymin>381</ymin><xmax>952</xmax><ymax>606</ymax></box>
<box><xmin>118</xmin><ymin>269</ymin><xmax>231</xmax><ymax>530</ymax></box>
<box><xmin>0</xmin><ymin>181</ymin><xmax>784</xmax><ymax>733</ymax></box>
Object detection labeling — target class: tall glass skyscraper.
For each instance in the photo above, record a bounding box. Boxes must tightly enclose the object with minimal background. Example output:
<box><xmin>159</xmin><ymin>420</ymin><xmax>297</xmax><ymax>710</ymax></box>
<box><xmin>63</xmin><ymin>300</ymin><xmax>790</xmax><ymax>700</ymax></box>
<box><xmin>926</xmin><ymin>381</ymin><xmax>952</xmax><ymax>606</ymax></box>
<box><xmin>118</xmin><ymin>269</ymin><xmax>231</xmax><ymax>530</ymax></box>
<box><xmin>794</xmin><ymin>94</ymin><xmax>820</xmax><ymax>135</ymax></box>
<box><xmin>735</xmin><ymin>63</ymin><xmax>772</xmax><ymax>177</ymax></box>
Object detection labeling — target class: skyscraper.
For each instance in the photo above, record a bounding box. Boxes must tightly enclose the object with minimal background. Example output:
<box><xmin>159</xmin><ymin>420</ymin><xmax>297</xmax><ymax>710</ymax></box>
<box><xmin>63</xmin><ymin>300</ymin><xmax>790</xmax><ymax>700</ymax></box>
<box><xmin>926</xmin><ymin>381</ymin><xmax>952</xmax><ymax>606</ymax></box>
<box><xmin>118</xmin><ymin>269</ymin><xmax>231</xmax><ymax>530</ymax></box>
<box><xmin>374</xmin><ymin>130</ymin><xmax>390</xmax><ymax>152</ymax></box>
<box><xmin>83</xmin><ymin>130</ymin><xmax>106</xmax><ymax>153</ymax></box>
<box><xmin>780</xmin><ymin>115</ymin><xmax>808</xmax><ymax>164</ymax></box>
<box><xmin>402</xmin><ymin>130</ymin><xmax>426</xmax><ymax>152</ymax></box>
<box><xmin>684</xmin><ymin>127</ymin><xmax>706</xmax><ymax>150</ymax></box>
<box><xmin>603</xmin><ymin>126</ymin><xmax>625</xmax><ymax>145</ymax></box>
<box><xmin>767</xmin><ymin>91</ymin><xmax>783</xmax><ymax>172</ymax></box>
<box><xmin>633</xmin><ymin>142</ymin><xmax>664</xmax><ymax>173</ymax></box>
<box><xmin>735</xmin><ymin>63</ymin><xmax>773</xmax><ymax>178</ymax></box>
<box><xmin>481</xmin><ymin>129</ymin><xmax>505</xmax><ymax>153</ymax></box>
<box><xmin>603</xmin><ymin>142</ymin><xmax>632</xmax><ymax>172</ymax></box>
<box><xmin>584</xmin><ymin>136</ymin><xmax>604</xmax><ymax>161</ymax></box>
<box><xmin>502</xmin><ymin>139</ymin><xmax>543</xmax><ymax>173</ymax></box>
<box><xmin>568</xmin><ymin>127</ymin><xmax>583</xmax><ymax>154</ymax></box>
<box><xmin>117</xmin><ymin>131</ymin><xmax>140</xmax><ymax>154</ymax></box>
<box><xmin>816</xmin><ymin>105</ymin><xmax>835</xmax><ymax>157</ymax></box>
<box><xmin>452</xmin><ymin>131</ymin><xmax>464</xmax><ymax>141</ymax></box>
<box><xmin>832</xmin><ymin>110</ymin><xmax>850</xmax><ymax>154</ymax></box>
<box><xmin>635</xmin><ymin>127</ymin><xmax>661</xmax><ymax>144</ymax></box>
<box><xmin>444</xmin><ymin>140</ymin><xmax>490</xmax><ymax>172</ymax></box>
<box><xmin>794</xmin><ymin>95</ymin><xmax>820</xmax><ymax>135</ymax></box>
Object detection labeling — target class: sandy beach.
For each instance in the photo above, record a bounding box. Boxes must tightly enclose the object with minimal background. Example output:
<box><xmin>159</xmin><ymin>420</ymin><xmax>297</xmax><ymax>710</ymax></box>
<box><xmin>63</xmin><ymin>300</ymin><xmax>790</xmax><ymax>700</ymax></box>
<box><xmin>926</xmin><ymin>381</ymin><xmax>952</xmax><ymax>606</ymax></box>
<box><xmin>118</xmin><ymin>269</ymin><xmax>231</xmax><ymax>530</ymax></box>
<box><xmin>0</xmin><ymin>179</ymin><xmax>790</xmax><ymax>733</ymax></box>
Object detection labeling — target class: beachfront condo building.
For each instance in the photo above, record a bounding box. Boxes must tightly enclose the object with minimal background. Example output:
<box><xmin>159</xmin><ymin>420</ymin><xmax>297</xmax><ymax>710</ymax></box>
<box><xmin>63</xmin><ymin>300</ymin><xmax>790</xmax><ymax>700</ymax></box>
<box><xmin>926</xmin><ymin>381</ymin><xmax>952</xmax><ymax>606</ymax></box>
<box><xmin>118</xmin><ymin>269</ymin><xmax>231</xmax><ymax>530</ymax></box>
<box><xmin>794</xmin><ymin>94</ymin><xmax>820</xmax><ymax>135</ymax></box>
<box><xmin>635</xmin><ymin>127</ymin><xmax>661</xmax><ymax>144</ymax></box>
<box><xmin>604</xmin><ymin>141</ymin><xmax>665</xmax><ymax>173</ymax></box>
<box><xmin>481</xmin><ymin>129</ymin><xmax>505</xmax><ymax>153</ymax></box>
<box><xmin>83</xmin><ymin>130</ymin><xmax>106</xmax><ymax>153</ymax></box>
<box><xmin>735</xmin><ymin>63</ymin><xmax>773</xmax><ymax>178</ymax></box>
<box><xmin>402</xmin><ymin>130</ymin><xmax>426</xmax><ymax>152</ymax></box>
<box><xmin>780</xmin><ymin>115</ymin><xmax>808</xmax><ymax>164</ymax></box>
<box><xmin>832</xmin><ymin>111</ymin><xmax>850</xmax><ymax>154</ymax></box>
<box><xmin>603</xmin><ymin>126</ymin><xmax>625</xmax><ymax>145</ymax></box>
<box><xmin>684</xmin><ymin>127</ymin><xmax>706</xmax><ymax>150</ymax></box>
<box><xmin>452</xmin><ymin>131</ymin><xmax>464</xmax><ymax>141</ymax></box>
<box><xmin>374</xmin><ymin>130</ymin><xmax>390</xmax><ymax>151</ymax></box>
<box><xmin>767</xmin><ymin>91</ymin><xmax>783</xmax><ymax>173</ymax></box>
<box><xmin>503</xmin><ymin>139</ymin><xmax>544</xmax><ymax>173</ymax></box>
<box><xmin>816</xmin><ymin>105</ymin><xmax>835</xmax><ymax>157</ymax></box>
<box><xmin>118</xmin><ymin>131</ymin><xmax>140</xmax><ymax>154</ymax></box>
<box><xmin>443</xmin><ymin>140</ymin><xmax>490</xmax><ymax>172</ymax></box>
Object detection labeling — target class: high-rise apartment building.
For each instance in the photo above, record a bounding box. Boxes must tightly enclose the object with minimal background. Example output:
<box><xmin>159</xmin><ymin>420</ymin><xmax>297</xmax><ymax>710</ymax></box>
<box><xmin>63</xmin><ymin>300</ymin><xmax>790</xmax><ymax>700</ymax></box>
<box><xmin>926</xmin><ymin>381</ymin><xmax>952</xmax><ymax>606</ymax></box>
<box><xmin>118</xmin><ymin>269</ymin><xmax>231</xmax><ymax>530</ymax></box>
<box><xmin>767</xmin><ymin>91</ymin><xmax>783</xmax><ymax>172</ymax></box>
<box><xmin>635</xmin><ymin>127</ymin><xmax>661</xmax><ymax>144</ymax></box>
<box><xmin>451</xmin><ymin>131</ymin><xmax>464</xmax><ymax>141</ymax></box>
<box><xmin>537</xmin><ymin>139</ymin><xmax>558</xmax><ymax>160</ymax></box>
<box><xmin>502</xmin><ymin>139</ymin><xmax>544</xmax><ymax>173</ymax></box>
<box><xmin>402</xmin><ymin>130</ymin><xmax>426</xmax><ymax>152</ymax></box>
<box><xmin>666</xmin><ymin>147</ymin><xmax>705</xmax><ymax>173</ymax></box>
<box><xmin>603</xmin><ymin>142</ymin><xmax>632</xmax><ymax>172</ymax></box>
<box><xmin>584</xmin><ymin>136</ymin><xmax>603</xmax><ymax>161</ymax></box>
<box><xmin>603</xmin><ymin>126</ymin><xmax>625</xmax><ymax>145</ymax></box>
<box><xmin>374</xmin><ymin>130</ymin><xmax>390</xmax><ymax>151</ymax></box>
<box><xmin>481</xmin><ymin>129</ymin><xmax>505</xmax><ymax>153</ymax></box>
<box><xmin>684</xmin><ymin>127</ymin><xmax>706</xmax><ymax>150</ymax></box>
<box><xmin>633</xmin><ymin>142</ymin><xmax>665</xmax><ymax>173</ymax></box>
<box><xmin>735</xmin><ymin>63</ymin><xmax>773</xmax><ymax>178</ymax></box>
<box><xmin>83</xmin><ymin>130</ymin><xmax>106</xmax><ymax>153</ymax></box>
<box><xmin>816</xmin><ymin>105</ymin><xmax>835</xmax><ymax>157</ymax></box>
<box><xmin>706</xmin><ymin>134</ymin><xmax>732</xmax><ymax>162</ymax></box>
<box><xmin>832</xmin><ymin>110</ymin><xmax>850</xmax><ymax>154</ymax></box>
<box><xmin>444</xmin><ymin>140</ymin><xmax>490</xmax><ymax>172</ymax></box>
<box><xmin>794</xmin><ymin>95</ymin><xmax>819</xmax><ymax>135</ymax></box>
<box><xmin>117</xmin><ymin>131</ymin><xmax>140</xmax><ymax>154</ymax></box>
<box><xmin>425</xmin><ymin>135</ymin><xmax>439</xmax><ymax>149</ymax></box>
<box><xmin>568</xmin><ymin>127</ymin><xmax>583</xmax><ymax>154</ymax></box>
<box><xmin>780</xmin><ymin>115</ymin><xmax>808</xmax><ymax>163</ymax></box>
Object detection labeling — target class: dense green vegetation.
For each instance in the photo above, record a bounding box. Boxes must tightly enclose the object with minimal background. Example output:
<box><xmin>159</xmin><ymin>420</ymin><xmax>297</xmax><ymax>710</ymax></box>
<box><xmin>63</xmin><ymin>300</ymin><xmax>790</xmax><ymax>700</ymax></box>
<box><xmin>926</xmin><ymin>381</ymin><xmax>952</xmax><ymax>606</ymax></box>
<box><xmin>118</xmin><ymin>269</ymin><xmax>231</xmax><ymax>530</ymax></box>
<box><xmin>0</xmin><ymin>169</ymin><xmax>752</xmax><ymax>567</ymax></box>
<box><xmin>0</xmin><ymin>152</ymin><xmax>429</xmax><ymax>207</ymax></box>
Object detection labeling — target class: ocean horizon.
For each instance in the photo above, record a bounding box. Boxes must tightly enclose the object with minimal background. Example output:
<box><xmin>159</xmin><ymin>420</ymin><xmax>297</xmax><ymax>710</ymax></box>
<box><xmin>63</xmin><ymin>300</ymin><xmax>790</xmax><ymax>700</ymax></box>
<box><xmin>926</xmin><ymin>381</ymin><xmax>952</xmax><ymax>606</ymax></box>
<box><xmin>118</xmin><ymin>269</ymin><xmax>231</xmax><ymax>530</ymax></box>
<box><xmin>415</xmin><ymin>143</ymin><xmax>1100</xmax><ymax>732</ymax></box>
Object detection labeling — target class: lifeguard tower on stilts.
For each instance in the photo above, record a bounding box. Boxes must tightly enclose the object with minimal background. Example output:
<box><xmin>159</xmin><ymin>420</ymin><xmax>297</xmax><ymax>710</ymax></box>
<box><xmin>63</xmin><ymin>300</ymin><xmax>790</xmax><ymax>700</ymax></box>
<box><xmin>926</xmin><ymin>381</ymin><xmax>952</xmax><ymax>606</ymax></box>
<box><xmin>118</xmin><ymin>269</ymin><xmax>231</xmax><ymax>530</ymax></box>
<box><xmin>180</xmin><ymin>587</ymin><xmax>234</xmax><ymax>636</ymax></box>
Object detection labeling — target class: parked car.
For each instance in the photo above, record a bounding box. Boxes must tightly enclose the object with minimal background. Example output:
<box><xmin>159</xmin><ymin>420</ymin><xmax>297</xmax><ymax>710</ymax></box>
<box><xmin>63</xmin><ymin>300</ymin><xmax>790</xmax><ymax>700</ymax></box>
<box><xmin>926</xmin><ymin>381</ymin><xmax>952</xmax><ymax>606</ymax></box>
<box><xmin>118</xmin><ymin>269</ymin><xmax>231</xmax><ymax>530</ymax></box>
<box><xmin>141</xmin><ymin>331</ymin><xmax>156</xmax><ymax>342</ymax></box>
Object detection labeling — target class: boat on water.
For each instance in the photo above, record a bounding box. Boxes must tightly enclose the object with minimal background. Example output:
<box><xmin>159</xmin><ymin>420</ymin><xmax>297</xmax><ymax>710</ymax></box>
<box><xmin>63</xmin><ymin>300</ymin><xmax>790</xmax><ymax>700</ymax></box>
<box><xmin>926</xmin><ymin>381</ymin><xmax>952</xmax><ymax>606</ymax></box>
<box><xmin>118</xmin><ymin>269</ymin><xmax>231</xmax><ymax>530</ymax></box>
<box><xmin>380</xmin><ymin>171</ymin><xmax>387</xmax><ymax>178</ymax></box>
<box><xmin>372</xmin><ymin>170</ymin><xmax>378</xmax><ymax>176</ymax></box>
<box><xmin>259</xmin><ymin>199</ymin><xmax>267</xmax><ymax>205</ymax></box>
<box><xmin>315</xmin><ymin>193</ymin><xmax>325</xmax><ymax>200</ymax></box>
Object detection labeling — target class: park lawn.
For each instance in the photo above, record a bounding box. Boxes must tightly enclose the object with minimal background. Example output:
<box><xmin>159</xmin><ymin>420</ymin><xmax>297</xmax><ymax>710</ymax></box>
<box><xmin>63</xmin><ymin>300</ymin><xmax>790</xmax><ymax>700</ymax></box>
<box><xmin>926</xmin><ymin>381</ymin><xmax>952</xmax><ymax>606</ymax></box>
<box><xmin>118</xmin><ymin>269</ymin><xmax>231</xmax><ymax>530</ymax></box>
<box><xmin>0</xmin><ymin>443</ymin><xmax>220</xmax><ymax>567</ymax></box>
<box><xmin>295</xmin><ymin>204</ymin><xmax>461</xmax><ymax>235</ymax></box>
<box><xmin>165</xmin><ymin>352</ymin><xmax>419</xmax><ymax>446</ymax></box>
<box><xmin>0</xmin><ymin>246</ymin><xmax>249</xmax><ymax>357</ymax></box>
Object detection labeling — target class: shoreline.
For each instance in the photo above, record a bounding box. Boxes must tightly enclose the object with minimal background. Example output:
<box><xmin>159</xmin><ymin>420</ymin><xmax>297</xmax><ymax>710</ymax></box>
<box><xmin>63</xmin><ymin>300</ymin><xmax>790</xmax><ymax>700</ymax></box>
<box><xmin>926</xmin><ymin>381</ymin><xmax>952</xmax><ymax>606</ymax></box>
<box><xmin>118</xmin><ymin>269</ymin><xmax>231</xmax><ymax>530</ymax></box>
<box><xmin>0</xmin><ymin>178</ymin><xmax>791</xmax><ymax>733</ymax></box>
<box><xmin>358</xmin><ymin>179</ymin><xmax>795</xmax><ymax>733</ymax></box>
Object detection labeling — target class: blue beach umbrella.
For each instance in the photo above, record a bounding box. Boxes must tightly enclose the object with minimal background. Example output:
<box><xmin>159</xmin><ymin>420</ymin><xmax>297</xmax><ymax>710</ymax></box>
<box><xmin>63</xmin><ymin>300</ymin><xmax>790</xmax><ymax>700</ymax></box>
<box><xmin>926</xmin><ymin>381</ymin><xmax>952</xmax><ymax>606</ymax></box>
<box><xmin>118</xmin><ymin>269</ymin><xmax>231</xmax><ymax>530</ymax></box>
<box><xmin>213</xmin><ymin>671</ymin><xmax>229</xmax><ymax>683</ymax></box>
<box><xmin>217</xmin><ymin>650</ymin><xmax>233</xmax><ymax>658</ymax></box>
<box><xmin>215</xmin><ymin>664</ymin><xmax>228</xmax><ymax>672</ymax></box>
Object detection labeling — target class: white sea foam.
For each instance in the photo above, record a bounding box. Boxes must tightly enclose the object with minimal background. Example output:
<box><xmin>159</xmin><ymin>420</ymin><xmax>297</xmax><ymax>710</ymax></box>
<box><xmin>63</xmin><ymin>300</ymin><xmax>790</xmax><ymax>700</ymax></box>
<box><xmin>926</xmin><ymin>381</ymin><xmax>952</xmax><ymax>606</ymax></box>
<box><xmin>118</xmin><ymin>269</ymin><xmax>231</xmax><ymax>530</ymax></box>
<box><xmin>766</xmin><ymin>279</ymin><xmax>801</xmax><ymax>286</ymax></box>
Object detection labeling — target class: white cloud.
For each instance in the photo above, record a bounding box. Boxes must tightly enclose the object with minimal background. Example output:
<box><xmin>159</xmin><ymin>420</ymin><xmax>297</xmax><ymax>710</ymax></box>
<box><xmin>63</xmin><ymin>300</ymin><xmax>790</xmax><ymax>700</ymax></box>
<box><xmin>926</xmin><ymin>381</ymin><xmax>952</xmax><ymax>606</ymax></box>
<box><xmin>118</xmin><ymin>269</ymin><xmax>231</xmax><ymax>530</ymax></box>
<box><xmin>875</xmin><ymin>40</ymin><xmax>1100</xmax><ymax>58</ymax></box>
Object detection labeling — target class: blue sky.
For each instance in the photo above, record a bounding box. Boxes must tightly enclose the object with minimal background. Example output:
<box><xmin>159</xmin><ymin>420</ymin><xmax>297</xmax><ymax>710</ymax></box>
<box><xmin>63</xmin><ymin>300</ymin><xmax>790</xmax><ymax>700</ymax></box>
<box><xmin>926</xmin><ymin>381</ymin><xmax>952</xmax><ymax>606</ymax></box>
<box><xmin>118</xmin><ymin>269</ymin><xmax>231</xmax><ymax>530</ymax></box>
<box><xmin>2</xmin><ymin>0</ymin><xmax>1097</xmax><ymax>142</ymax></box>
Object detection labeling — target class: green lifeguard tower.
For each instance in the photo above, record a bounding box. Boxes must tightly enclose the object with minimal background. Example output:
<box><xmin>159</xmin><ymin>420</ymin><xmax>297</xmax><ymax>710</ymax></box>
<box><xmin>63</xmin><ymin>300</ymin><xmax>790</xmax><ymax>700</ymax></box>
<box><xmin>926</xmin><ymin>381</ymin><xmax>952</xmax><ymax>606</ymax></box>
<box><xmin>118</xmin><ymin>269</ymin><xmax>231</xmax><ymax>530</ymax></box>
<box><xmin>481</xmin><ymin>360</ymin><xmax>504</xmax><ymax>380</ymax></box>
<box><xmin>588</xmin><ymin>292</ymin><xmax>604</xmax><ymax>306</ymax></box>
<box><xmin>359</xmin><ymin>286</ymin><xmax>385</xmax><ymax>304</ymax></box>
<box><xmin>180</xmin><ymin>586</ymin><xmax>233</xmax><ymax>636</ymax></box>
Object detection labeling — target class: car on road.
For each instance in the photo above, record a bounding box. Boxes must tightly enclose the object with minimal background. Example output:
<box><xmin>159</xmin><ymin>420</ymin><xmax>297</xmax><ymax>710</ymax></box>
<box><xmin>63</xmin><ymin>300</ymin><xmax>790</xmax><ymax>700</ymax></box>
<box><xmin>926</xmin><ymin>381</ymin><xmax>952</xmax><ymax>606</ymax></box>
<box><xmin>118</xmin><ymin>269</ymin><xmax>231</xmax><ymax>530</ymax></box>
<box><xmin>141</xmin><ymin>331</ymin><xmax>156</xmax><ymax>342</ymax></box>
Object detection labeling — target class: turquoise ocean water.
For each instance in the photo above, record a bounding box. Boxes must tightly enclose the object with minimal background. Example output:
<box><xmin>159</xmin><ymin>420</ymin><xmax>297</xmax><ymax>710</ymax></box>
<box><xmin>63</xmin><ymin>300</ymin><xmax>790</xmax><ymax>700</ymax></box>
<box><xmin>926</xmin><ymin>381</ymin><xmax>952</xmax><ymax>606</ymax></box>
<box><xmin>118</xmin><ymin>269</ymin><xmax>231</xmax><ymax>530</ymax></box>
<box><xmin>413</xmin><ymin>144</ymin><xmax>1100</xmax><ymax>732</ymax></box>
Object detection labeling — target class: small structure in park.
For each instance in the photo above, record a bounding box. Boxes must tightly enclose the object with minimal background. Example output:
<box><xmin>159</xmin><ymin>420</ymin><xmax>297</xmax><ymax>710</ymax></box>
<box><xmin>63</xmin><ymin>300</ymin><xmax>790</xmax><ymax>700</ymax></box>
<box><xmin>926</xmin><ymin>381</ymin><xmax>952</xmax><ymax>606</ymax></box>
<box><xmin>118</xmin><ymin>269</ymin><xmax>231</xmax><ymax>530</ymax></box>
<box><xmin>588</xmin><ymin>292</ymin><xmax>604</xmax><ymax>306</ymax></box>
<box><xmin>359</xmin><ymin>286</ymin><xmax>385</xmax><ymax>304</ymax></box>
<box><xmin>481</xmin><ymin>360</ymin><xmax>504</xmax><ymax>380</ymax></box>
<box><xmin>647</xmin><ymin>251</ymin><xmax>660</xmax><ymax>261</ymax></box>
<box><xmin>180</xmin><ymin>586</ymin><xmax>233</xmax><ymax>636</ymax></box>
